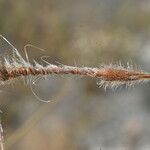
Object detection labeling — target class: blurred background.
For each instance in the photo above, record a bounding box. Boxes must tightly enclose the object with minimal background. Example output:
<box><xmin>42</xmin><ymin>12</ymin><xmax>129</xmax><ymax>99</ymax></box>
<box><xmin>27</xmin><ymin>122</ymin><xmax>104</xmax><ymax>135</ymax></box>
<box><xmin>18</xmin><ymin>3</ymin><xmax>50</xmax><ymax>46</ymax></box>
<box><xmin>0</xmin><ymin>0</ymin><xmax>150</xmax><ymax>150</ymax></box>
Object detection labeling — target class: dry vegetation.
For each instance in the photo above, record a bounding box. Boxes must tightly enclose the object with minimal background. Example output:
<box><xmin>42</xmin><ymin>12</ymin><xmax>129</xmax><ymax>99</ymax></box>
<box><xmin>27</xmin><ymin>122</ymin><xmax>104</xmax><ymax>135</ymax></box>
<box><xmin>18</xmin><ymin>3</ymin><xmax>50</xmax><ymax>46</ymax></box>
<box><xmin>0</xmin><ymin>0</ymin><xmax>150</xmax><ymax>150</ymax></box>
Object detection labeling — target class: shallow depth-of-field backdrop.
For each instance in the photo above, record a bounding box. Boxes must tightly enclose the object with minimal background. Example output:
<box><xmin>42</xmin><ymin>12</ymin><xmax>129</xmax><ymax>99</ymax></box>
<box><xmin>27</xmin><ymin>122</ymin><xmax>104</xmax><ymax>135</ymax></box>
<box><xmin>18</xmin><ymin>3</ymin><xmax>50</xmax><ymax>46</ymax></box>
<box><xmin>1</xmin><ymin>0</ymin><xmax>150</xmax><ymax>150</ymax></box>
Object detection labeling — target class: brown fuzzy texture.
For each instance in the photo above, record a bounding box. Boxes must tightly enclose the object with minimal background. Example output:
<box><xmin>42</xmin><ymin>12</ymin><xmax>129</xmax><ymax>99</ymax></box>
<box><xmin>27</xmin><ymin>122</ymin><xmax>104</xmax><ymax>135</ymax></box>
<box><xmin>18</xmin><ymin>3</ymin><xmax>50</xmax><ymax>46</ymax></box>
<box><xmin>0</xmin><ymin>35</ymin><xmax>150</xmax><ymax>88</ymax></box>
<box><xmin>0</xmin><ymin>65</ymin><xmax>150</xmax><ymax>87</ymax></box>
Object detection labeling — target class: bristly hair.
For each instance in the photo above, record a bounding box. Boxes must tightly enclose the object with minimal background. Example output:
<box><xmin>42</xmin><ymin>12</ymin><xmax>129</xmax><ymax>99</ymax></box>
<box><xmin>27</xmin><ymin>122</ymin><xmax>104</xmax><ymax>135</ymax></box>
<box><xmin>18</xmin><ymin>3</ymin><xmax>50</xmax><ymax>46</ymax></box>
<box><xmin>0</xmin><ymin>35</ymin><xmax>150</xmax><ymax>91</ymax></box>
<box><xmin>97</xmin><ymin>63</ymin><xmax>150</xmax><ymax>89</ymax></box>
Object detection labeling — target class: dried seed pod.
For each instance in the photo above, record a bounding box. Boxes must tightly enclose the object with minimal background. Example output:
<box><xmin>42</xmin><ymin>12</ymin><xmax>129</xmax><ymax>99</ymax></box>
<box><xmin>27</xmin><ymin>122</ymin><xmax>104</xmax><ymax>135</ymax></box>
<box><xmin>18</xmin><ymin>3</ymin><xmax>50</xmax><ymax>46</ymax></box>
<box><xmin>1</xmin><ymin>35</ymin><xmax>150</xmax><ymax>90</ymax></box>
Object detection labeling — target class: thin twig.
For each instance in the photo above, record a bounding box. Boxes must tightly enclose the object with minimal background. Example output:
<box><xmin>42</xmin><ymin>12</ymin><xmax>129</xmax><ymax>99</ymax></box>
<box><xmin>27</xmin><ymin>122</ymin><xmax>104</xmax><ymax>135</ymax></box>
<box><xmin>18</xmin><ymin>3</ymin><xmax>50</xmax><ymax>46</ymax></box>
<box><xmin>0</xmin><ymin>117</ymin><xmax>4</xmax><ymax>150</ymax></box>
<box><xmin>0</xmin><ymin>35</ymin><xmax>150</xmax><ymax>89</ymax></box>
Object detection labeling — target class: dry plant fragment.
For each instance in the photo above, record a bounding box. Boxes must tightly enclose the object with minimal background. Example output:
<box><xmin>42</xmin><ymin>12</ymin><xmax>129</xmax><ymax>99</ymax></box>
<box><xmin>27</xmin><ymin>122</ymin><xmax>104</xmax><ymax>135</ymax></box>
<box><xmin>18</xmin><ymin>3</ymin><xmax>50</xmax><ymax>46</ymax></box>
<box><xmin>0</xmin><ymin>118</ymin><xmax>4</xmax><ymax>150</ymax></box>
<box><xmin>0</xmin><ymin>35</ymin><xmax>150</xmax><ymax>90</ymax></box>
